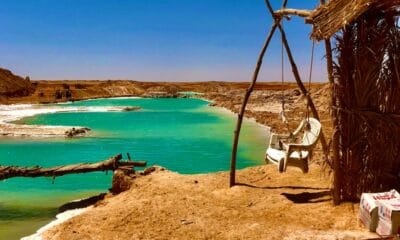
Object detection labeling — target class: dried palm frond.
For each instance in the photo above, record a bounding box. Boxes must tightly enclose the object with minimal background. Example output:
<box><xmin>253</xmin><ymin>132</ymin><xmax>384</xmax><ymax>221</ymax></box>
<box><xmin>311</xmin><ymin>0</ymin><xmax>400</xmax><ymax>40</ymax></box>
<box><xmin>333</xmin><ymin>8</ymin><xmax>400</xmax><ymax>201</ymax></box>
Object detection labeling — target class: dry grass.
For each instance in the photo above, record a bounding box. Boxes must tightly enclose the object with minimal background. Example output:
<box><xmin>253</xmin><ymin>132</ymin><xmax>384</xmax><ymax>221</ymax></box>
<box><xmin>333</xmin><ymin>8</ymin><xmax>400</xmax><ymax>201</ymax></box>
<box><xmin>311</xmin><ymin>0</ymin><xmax>400</xmax><ymax>40</ymax></box>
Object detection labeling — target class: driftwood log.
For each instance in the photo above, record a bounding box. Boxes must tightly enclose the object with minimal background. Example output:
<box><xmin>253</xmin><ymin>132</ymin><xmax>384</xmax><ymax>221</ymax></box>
<box><xmin>0</xmin><ymin>154</ymin><xmax>146</xmax><ymax>181</ymax></box>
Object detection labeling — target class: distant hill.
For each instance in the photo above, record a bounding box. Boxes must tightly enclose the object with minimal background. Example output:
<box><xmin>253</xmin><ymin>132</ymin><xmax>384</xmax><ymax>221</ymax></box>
<box><xmin>0</xmin><ymin>68</ymin><xmax>32</xmax><ymax>97</ymax></box>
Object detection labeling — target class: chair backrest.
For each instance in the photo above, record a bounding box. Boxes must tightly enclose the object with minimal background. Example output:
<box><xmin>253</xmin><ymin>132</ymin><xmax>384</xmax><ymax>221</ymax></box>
<box><xmin>301</xmin><ymin>118</ymin><xmax>321</xmax><ymax>146</ymax></box>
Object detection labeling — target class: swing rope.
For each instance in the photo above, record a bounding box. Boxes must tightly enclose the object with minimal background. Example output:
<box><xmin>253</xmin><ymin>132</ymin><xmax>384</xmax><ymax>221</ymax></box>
<box><xmin>279</xmin><ymin>26</ymin><xmax>316</xmax><ymax>132</ymax></box>
<box><xmin>306</xmin><ymin>40</ymin><xmax>315</xmax><ymax>123</ymax></box>
<box><xmin>280</xmin><ymin>20</ymin><xmax>289</xmax><ymax>127</ymax></box>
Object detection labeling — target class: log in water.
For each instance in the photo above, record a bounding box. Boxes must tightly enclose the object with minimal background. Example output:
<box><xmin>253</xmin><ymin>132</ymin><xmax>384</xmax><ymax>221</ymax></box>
<box><xmin>0</xmin><ymin>154</ymin><xmax>147</xmax><ymax>181</ymax></box>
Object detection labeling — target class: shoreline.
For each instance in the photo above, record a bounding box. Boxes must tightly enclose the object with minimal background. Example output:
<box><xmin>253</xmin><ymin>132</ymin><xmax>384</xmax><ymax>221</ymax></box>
<box><xmin>0</xmin><ymin>98</ymin><xmax>142</xmax><ymax>138</ymax></box>
<box><xmin>55</xmin><ymin>96</ymin><xmax>143</xmax><ymax>105</ymax></box>
<box><xmin>22</xmin><ymin>207</ymin><xmax>92</xmax><ymax>240</ymax></box>
<box><xmin>0</xmin><ymin>95</ymin><xmax>272</xmax><ymax>139</ymax></box>
<box><xmin>210</xmin><ymin>104</ymin><xmax>271</xmax><ymax>132</ymax></box>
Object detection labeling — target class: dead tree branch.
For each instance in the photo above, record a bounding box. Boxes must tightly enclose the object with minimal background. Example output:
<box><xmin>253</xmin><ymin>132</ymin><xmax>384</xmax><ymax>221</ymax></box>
<box><xmin>0</xmin><ymin>154</ymin><xmax>147</xmax><ymax>181</ymax></box>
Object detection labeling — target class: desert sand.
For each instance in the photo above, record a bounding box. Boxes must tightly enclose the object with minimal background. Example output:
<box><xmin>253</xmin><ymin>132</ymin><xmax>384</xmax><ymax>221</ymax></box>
<box><xmin>41</xmin><ymin>165</ymin><xmax>377</xmax><ymax>240</ymax></box>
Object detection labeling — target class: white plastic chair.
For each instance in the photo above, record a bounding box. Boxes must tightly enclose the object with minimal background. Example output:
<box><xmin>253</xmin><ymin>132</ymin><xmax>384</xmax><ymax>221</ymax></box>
<box><xmin>265</xmin><ymin>117</ymin><xmax>321</xmax><ymax>173</ymax></box>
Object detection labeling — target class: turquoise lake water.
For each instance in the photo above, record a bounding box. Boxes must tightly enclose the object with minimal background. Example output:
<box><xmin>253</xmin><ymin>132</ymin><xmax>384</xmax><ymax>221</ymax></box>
<box><xmin>0</xmin><ymin>98</ymin><xmax>268</xmax><ymax>239</ymax></box>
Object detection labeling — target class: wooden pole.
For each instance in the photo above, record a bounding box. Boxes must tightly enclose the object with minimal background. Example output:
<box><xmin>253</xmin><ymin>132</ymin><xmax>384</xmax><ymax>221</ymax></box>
<box><xmin>229</xmin><ymin>23</ymin><xmax>278</xmax><ymax>187</ymax></box>
<box><xmin>230</xmin><ymin>0</ymin><xmax>289</xmax><ymax>187</ymax></box>
<box><xmin>0</xmin><ymin>154</ymin><xmax>147</xmax><ymax>181</ymax></box>
<box><xmin>326</xmin><ymin>38</ymin><xmax>341</xmax><ymax>205</ymax></box>
<box><xmin>274</xmin><ymin>8</ymin><xmax>312</xmax><ymax>18</ymax></box>
<box><xmin>264</xmin><ymin>0</ymin><xmax>330</xmax><ymax>161</ymax></box>
<box><xmin>317</xmin><ymin>0</ymin><xmax>341</xmax><ymax>205</ymax></box>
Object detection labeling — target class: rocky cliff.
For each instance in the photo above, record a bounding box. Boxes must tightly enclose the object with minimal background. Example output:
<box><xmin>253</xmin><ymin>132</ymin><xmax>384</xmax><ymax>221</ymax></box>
<box><xmin>0</xmin><ymin>68</ymin><xmax>32</xmax><ymax>97</ymax></box>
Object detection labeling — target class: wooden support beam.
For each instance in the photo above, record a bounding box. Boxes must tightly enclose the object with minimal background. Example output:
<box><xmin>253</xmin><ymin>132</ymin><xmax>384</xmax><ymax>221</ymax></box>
<box><xmin>318</xmin><ymin>0</ymin><xmax>341</xmax><ymax>205</ymax></box>
<box><xmin>315</xmin><ymin>0</ymin><xmax>341</xmax><ymax>205</ymax></box>
<box><xmin>230</xmin><ymin>0</ymin><xmax>289</xmax><ymax>188</ymax></box>
<box><xmin>326</xmin><ymin>38</ymin><xmax>341</xmax><ymax>205</ymax></box>
<box><xmin>0</xmin><ymin>154</ymin><xmax>147</xmax><ymax>181</ymax></box>
<box><xmin>230</xmin><ymin>23</ymin><xmax>279</xmax><ymax>187</ymax></box>
<box><xmin>274</xmin><ymin>8</ymin><xmax>313</xmax><ymax>18</ymax></box>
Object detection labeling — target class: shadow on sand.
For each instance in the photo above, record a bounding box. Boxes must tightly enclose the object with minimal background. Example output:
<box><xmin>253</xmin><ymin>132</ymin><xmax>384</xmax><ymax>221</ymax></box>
<box><xmin>236</xmin><ymin>183</ymin><xmax>332</xmax><ymax>204</ymax></box>
<box><xmin>236</xmin><ymin>182</ymin><xmax>329</xmax><ymax>191</ymax></box>
<box><xmin>281</xmin><ymin>191</ymin><xmax>332</xmax><ymax>204</ymax></box>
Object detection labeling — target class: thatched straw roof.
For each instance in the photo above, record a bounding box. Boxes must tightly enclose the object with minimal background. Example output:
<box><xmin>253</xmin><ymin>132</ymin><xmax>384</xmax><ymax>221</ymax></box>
<box><xmin>310</xmin><ymin>0</ymin><xmax>400</xmax><ymax>40</ymax></box>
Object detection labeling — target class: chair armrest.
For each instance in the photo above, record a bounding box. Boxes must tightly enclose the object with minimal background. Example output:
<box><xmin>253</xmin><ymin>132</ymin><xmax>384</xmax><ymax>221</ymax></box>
<box><xmin>269</xmin><ymin>133</ymin><xmax>279</xmax><ymax>148</ymax></box>
<box><xmin>269</xmin><ymin>133</ymin><xmax>292</xmax><ymax>149</ymax></box>
<box><xmin>292</xmin><ymin>119</ymin><xmax>307</xmax><ymax>137</ymax></box>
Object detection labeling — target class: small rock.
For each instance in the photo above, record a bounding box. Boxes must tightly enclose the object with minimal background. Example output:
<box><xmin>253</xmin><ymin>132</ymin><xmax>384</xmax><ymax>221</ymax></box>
<box><xmin>247</xmin><ymin>202</ymin><xmax>255</xmax><ymax>207</ymax></box>
<box><xmin>111</xmin><ymin>169</ymin><xmax>133</xmax><ymax>194</ymax></box>
<box><xmin>292</xmin><ymin>89</ymin><xmax>301</xmax><ymax>96</ymax></box>
<box><xmin>181</xmin><ymin>219</ymin><xmax>193</xmax><ymax>225</ymax></box>
<box><xmin>65</xmin><ymin>127</ymin><xmax>91</xmax><ymax>138</ymax></box>
<box><xmin>122</xmin><ymin>106</ymin><xmax>141</xmax><ymax>111</ymax></box>
<box><xmin>141</xmin><ymin>166</ymin><xmax>156</xmax><ymax>176</ymax></box>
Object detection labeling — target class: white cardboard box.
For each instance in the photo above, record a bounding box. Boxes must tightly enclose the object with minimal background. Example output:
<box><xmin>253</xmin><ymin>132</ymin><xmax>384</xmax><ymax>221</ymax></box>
<box><xmin>376</xmin><ymin>197</ymin><xmax>400</xmax><ymax>236</ymax></box>
<box><xmin>359</xmin><ymin>189</ymin><xmax>400</xmax><ymax>232</ymax></box>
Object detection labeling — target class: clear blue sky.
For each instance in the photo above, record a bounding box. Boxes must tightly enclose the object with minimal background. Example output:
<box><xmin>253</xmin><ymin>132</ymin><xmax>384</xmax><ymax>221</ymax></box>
<box><xmin>0</xmin><ymin>0</ymin><xmax>326</xmax><ymax>82</ymax></box>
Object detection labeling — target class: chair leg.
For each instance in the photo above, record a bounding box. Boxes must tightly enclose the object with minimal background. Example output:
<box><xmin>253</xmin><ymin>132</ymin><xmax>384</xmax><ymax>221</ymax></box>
<box><xmin>278</xmin><ymin>158</ymin><xmax>285</xmax><ymax>173</ymax></box>
<box><xmin>283</xmin><ymin>157</ymin><xmax>289</xmax><ymax>172</ymax></box>
<box><xmin>302</xmin><ymin>158</ymin><xmax>309</xmax><ymax>173</ymax></box>
<box><xmin>264</xmin><ymin>154</ymin><xmax>269</xmax><ymax>164</ymax></box>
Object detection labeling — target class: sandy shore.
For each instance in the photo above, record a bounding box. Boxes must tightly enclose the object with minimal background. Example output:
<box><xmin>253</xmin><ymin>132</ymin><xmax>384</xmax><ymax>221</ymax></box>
<box><xmin>40</xmin><ymin>165</ymin><xmax>377</xmax><ymax>240</ymax></box>
<box><xmin>22</xmin><ymin>207</ymin><xmax>92</xmax><ymax>240</ymax></box>
<box><xmin>0</xmin><ymin>102</ymin><xmax>140</xmax><ymax>138</ymax></box>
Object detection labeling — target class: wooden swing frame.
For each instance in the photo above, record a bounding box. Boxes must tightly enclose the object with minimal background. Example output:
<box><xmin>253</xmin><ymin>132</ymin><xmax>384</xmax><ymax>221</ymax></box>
<box><xmin>229</xmin><ymin>0</ymin><xmax>341</xmax><ymax>205</ymax></box>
